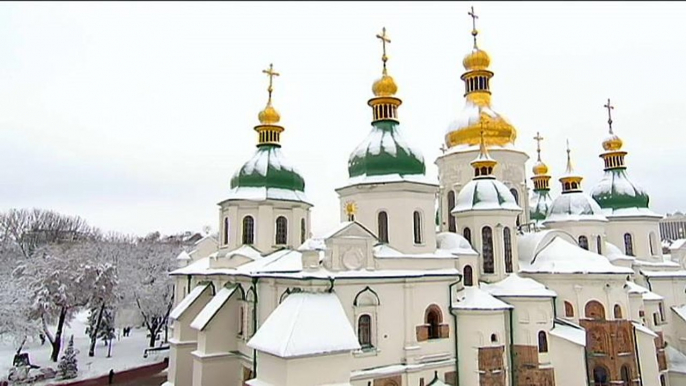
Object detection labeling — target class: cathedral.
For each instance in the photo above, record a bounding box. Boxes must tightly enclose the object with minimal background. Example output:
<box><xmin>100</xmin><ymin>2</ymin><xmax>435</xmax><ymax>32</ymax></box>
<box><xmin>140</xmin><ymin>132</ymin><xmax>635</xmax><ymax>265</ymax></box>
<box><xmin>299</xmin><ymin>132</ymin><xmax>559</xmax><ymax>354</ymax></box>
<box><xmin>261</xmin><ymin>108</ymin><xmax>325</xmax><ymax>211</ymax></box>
<box><xmin>162</xmin><ymin>8</ymin><xmax>686</xmax><ymax>386</ymax></box>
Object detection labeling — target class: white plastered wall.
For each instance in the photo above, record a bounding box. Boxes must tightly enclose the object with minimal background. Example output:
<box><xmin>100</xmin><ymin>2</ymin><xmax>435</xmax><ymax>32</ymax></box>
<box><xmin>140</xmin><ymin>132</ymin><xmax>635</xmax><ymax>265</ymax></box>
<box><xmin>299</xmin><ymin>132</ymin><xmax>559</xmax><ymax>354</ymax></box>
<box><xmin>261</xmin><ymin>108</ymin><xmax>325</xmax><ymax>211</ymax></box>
<box><xmin>605</xmin><ymin>217</ymin><xmax>663</xmax><ymax>261</ymax></box>
<box><xmin>454</xmin><ymin>310</ymin><xmax>509</xmax><ymax>386</ymax></box>
<box><xmin>549</xmin><ymin>333</ymin><xmax>586</xmax><ymax>386</ymax></box>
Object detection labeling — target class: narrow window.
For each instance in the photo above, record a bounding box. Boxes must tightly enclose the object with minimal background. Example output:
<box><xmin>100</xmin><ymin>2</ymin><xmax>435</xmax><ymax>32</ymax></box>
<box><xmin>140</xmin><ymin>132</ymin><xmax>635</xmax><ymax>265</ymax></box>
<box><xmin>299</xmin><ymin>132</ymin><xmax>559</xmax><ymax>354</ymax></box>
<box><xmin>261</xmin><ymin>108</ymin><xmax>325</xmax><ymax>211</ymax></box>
<box><xmin>538</xmin><ymin>331</ymin><xmax>548</xmax><ymax>353</ymax></box>
<box><xmin>238</xmin><ymin>306</ymin><xmax>244</xmax><ymax>336</ymax></box>
<box><xmin>564</xmin><ymin>182</ymin><xmax>571</xmax><ymax>191</ymax></box>
<box><xmin>463</xmin><ymin>265</ymin><xmax>473</xmax><ymax>287</ymax></box>
<box><xmin>413</xmin><ymin>211</ymin><xmax>423</xmax><ymax>244</ymax></box>
<box><xmin>504</xmin><ymin>227</ymin><xmax>513</xmax><ymax>273</ymax></box>
<box><xmin>564</xmin><ymin>301</ymin><xmax>574</xmax><ymax>317</ymax></box>
<box><xmin>621</xmin><ymin>366</ymin><xmax>630</xmax><ymax>385</ymax></box>
<box><xmin>378</xmin><ymin>211</ymin><xmax>389</xmax><ymax>243</ymax></box>
<box><xmin>661</xmin><ymin>374</ymin><xmax>667</xmax><ymax>386</ymax></box>
<box><xmin>425</xmin><ymin>306</ymin><xmax>442</xmax><ymax>340</ymax></box>
<box><xmin>624</xmin><ymin>233</ymin><xmax>634</xmax><ymax>256</ymax></box>
<box><xmin>597</xmin><ymin>236</ymin><xmax>602</xmax><ymax>254</ymax></box>
<box><xmin>614</xmin><ymin>304</ymin><xmax>622</xmax><ymax>319</ymax></box>
<box><xmin>510</xmin><ymin>188</ymin><xmax>519</xmax><ymax>204</ymax></box>
<box><xmin>242</xmin><ymin>216</ymin><xmax>255</xmax><ymax>245</ymax></box>
<box><xmin>447</xmin><ymin>191</ymin><xmax>456</xmax><ymax>232</ymax></box>
<box><xmin>463</xmin><ymin>227</ymin><xmax>472</xmax><ymax>244</ymax></box>
<box><xmin>275</xmin><ymin>216</ymin><xmax>288</xmax><ymax>245</ymax></box>
<box><xmin>482</xmin><ymin>226</ymin><xmax>494</xmax><ymax>274</ymax></box>
<box><xmin>490</xmin><ymin>333</ymin><xmax>498</xmax><ymax>343</ymax></box>
<box><xmin>571</xmin><ymin>182</ymin><xmax>578</xmax><ymax>190</ymax></box>
<box><xmin>223</xmin><ymin>217</ymin><xmax>230</xmax><ymax>245</ymax></box>
<box><xmin>358</xmin><ymin>314</ymin><xmax>372</xmax><ymax>349</ymax></box>
<box><xmin>578</xmin><ymin>235</ymin><xmax>589</xmax><ymax>250</ymax></box>
<box><xmin>593</xmin><ymin>366</ymin><xmax>609</xmax><ymax>386</ymax></box>
<box><xmin>300</xmin><ymin>218</ymin><xmax>306</xmax><ymax>244</ymax></box>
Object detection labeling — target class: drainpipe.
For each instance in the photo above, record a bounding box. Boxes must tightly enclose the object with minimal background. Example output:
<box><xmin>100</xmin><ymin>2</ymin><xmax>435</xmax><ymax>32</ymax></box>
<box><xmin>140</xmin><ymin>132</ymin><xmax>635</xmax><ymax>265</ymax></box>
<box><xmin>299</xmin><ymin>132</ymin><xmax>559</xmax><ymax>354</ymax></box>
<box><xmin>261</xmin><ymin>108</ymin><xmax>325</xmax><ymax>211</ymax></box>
<box><xmin>448</xmin><ymin>280</ymin><xmax>461</xmax><ymax>386</ymax></box>
<box><xmin>327</xmin><ymin>277</ymin><xmax>335</xmax><ymax>293</ymax></box>
<box><xmin>251</xmin><ymin>277</ymin><xmax>259</xmax><ymax>377</ymax></box>
<box><xmin>632</xmin><ymin>325</ymin><xmax>644</xmax><ymax>386</ymax></box>
<box><xmin>508</xmin><ymin>307</ymin><xmax>515</xmax><ymax>386</ymax></box>
<box><xmin>186</xmin><ymin>275</ymin><xmax>191</xmax><ymax>295</ymax></box>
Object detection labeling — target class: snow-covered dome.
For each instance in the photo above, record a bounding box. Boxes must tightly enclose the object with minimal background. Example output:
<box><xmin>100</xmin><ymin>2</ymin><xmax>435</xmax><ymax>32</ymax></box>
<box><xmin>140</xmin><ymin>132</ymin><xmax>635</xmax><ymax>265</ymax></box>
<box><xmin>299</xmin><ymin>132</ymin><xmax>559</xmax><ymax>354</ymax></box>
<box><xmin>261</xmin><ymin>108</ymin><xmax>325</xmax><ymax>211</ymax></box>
<box><xmin>543</xmin><ymin>191</ymin><xmax>607</xmax><ymax>224</ymax></box>
<box><xmin>436</xmin><ymin>232</ymin><xmax>475</xmax><ymax>253</ymax></box>
<box><xmin>591</xmin><ymin>168</ymin><xmax>650</xmax><ymax>214</ymax></box>
<box><xmin>452</xmin><ymin>178</ymin><xmax>521</xmax><ymax>213</ymax></box>
<box><xmin>529</xmin><ymin>190</ymin><xmax>553</xmax><ymax>222</ymax></box>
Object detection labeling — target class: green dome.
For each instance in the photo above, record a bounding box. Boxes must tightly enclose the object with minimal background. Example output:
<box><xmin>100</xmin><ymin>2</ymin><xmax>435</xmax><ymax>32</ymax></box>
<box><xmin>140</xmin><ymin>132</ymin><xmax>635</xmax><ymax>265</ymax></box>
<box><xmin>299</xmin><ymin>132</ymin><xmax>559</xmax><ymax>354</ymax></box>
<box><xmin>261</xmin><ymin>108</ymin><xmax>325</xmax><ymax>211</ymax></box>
<box><xmin>230</xmin><ymin>145</ymin><xmax>305</xmax><ymax>192</ymax></box>
<box><xmin>591</xmin><ymin>169</ymin><xmax>649</xmax><ymax>211</ymax></box>
<box><xmin>348</xmin><ymin>120</ymin><xmax>425</xmax><ymax>178</ymax></box>
<box><xmin>530</xmin><ymin>189</ymin><xmax>553</xmax><ymax>222</ymax></box>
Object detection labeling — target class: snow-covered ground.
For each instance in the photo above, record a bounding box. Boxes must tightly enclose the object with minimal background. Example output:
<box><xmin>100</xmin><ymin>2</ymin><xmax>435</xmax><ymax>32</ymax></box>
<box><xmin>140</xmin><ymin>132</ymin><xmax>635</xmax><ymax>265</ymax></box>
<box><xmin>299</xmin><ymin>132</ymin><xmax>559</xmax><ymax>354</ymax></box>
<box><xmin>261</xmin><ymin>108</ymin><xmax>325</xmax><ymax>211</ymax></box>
<box><xmin>0</xmin><ymin>311</ymin><xmax>167</xmax><ymax>385</ymax></box>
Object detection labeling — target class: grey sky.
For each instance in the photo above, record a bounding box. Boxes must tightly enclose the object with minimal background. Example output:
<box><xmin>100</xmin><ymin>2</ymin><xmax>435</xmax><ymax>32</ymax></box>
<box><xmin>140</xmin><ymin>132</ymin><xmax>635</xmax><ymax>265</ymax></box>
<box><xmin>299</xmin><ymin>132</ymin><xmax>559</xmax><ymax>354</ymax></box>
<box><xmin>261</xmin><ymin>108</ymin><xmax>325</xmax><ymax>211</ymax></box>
<box><xmin>1</xmin><ymin>1</ymin><xmax>684</xmax><ymax>236</ymax></box>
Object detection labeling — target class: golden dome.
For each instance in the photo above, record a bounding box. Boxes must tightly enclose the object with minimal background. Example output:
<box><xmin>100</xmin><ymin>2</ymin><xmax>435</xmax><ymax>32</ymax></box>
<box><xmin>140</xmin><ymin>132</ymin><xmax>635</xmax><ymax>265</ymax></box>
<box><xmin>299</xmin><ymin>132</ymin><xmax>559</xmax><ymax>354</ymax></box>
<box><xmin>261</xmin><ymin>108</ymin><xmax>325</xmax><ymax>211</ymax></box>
<box><xmin>532</xmin><ymin>160</ymin><xmax>549</xmax><ymax>176</ymax></box>
<box><xmin>445</xmin><ymin>108</ymin><xmax>517</xmax><ymax>148</ymax></box>
<box><xmin>258</xmin><ymin>103</ymin><xmax>280</xmax><ymax>125</ymax></box>
<box><xmin>602</xmin><ymin>134</ymin><xmax>623</xmax><ymax>151</ymax></box>
<box><xmin>463</xmin><ymin>49</ymin><xmax>491</xmax><ymax>70</ymax></box>
<box><xmin>372</xmin><ymin>74</ymin><xmax>398</xmax><ymax>97</ymax></box>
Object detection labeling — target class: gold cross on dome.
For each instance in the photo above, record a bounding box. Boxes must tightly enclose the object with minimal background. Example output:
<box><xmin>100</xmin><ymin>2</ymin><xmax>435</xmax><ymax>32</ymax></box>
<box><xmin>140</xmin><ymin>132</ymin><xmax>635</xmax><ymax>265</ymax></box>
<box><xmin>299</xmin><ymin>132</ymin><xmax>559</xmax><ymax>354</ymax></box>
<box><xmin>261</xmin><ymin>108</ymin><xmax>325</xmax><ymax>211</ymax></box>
<box><xmin>603</xmin><ymin>98</ymin><xmax>615</xmax><ymax>134</ymax></box>
<box><xmin>262</xmin><ymin>63</ymin><xmax>280</xmax><ymax>103</ymax></box>
<box><xmin>533</xmin><ymin>132</ymin><xmax>544</xmax><ymax>160</ymax></box>
<box><xmin>376</xmin><ymin>27</ymin><xmax>391</xmax><ymax>73</ymax></box>
<box><xmin>468</xmin><ymin>6</ymin><xmax>479</xmax><ymax>48</ymax></box>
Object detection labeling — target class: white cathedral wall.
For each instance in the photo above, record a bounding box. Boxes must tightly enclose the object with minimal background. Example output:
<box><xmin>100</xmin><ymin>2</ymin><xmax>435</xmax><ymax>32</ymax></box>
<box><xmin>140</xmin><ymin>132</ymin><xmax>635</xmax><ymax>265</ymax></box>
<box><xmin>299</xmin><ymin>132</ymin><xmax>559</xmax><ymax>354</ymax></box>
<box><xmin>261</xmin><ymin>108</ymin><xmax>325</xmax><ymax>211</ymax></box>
<box><xmin>436</xmin><ymin>148</ymin><xmax>530</xmax><ymax>232</ymax></box>
<box><xmin>549</xmin><ymin>334</ymin><xmax>586</xmax><ymax>386</ymax></box>
<box><xmin>644</xmin><ymin>277</ymin><xmax>686</xmax><ymax>351</ymax></box>
<box><xmin>251</xmin><ymin>352</ymin><xmax>352</xmax><ymax>386</ymax></box>
<box><xmin>504</xmin><ymin>297</ymin><xmax>554</xmax><ymax>351</ymax></box>
<box><xmin>540</xmin><ymin>220</ymin><xmax>606</xmax><ymax>254</ymax></box>
<box><xmin>336</xmin><ymin>182</ymin><xmax>438</xmax><ymax>255</ymax></box>
<box><xmin>605</xmin><ymin>218</ymin><xmax>663</xmax><ymax>261</ymax></box>
<box><xmin>454</xmin><ymin>310</ymin><xmax>509</xmax><ymax>386</ymax></box>
<box><xmin>635</xmin><ymin>327</ymin><xmax>662</xmax><ymax>386</ymax></box>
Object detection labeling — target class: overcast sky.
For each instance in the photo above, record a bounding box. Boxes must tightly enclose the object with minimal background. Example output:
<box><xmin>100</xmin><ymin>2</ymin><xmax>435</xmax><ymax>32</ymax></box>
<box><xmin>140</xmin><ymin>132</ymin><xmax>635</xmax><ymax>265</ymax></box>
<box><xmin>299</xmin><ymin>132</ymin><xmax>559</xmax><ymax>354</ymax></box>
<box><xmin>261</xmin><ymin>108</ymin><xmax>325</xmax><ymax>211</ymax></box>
<box><xmin>1</xmin><ymin>1</ymin><xmax>684</xmax><ymax>237</ymax></box>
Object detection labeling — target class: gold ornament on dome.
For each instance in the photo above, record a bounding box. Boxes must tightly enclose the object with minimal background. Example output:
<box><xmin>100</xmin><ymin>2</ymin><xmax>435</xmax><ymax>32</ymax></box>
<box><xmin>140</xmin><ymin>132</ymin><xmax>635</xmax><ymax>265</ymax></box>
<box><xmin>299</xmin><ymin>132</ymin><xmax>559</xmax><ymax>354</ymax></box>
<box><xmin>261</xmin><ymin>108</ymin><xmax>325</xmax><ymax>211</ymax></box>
<box><xmin>445</xmin><ymin>112</ymin><xmax>517</xmax><ymax>148</ymax></box>
<box><xmin>257</xmin><ymin>63</ymin><xmax>281</xmax><ymax>125</ymax></box>
<box><xmin>532</xmin><ymin>132</ymin><xmax>549</xmax><ymax>175</ymax></box>
<box><xmin>601</xmin><ymin>98</ymin><xmax>623</xmax><ymax>151</ymax></box>
<box><xmin>345</xmin><ymin>201</ymin><xmax>357</xmax><ymax>221</ymax></box>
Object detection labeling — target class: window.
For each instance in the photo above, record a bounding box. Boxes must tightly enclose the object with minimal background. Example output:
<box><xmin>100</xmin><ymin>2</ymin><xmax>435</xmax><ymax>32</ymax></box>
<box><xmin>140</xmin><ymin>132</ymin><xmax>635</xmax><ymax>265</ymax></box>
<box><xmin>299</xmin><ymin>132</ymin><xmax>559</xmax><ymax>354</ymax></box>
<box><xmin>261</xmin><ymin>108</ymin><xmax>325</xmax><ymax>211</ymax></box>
<box><xmin>510</xmin><ymin>188</ymin><xmax>519</xmax><ymax>204</ymax></box>
<box><xmin>463</xmin><ymin>265</ymin><xmax>473</xmax><ymax>287</ymax></box>
<box><xmin>378</xmin><ymin>211</ymin><xmax>389</xmax><ymax>243</ymax></box>
<box><xmin>620</xmin><ymin>366</ymin><xmax>630</xmax><ymax>385</ymax></box>
<box><xmin>597</xmin><ymin>236</ymin><xmax>602</xmax><ymax>254</ymax></box>
<box><xmin>585</xmin><ymin>300</ymin><xmax>606</xmax><ymax>320</ymax></box>
<box><xmin>614</xmin><ymin>304</ymin><xmax>623</xmax><ymax>319</ymax></box>
<box><xmin>425</xmin><ymin>305</ymin><xmax>444</xmax><ymax>340</ymax></box>
<box><xmin>275</xmin><ymin>216</ymin><xmax>288</xmax><ymax>245</ymax></box>
<box><xmin>482</xmin><ymin>226</ymin><xmax>494</xmax><ymax>274</ymax></box>
<box><xmin>242</xmin><ymin>216</ymin><xmax>255</xmax><ymax>245</ymax></box>
<box><xmin>624</xmin><ymin>233</ymin><xmax>634</xmax><ymax>256</ymax></box>
<box><xmin>413</xmin><ymin>211</ymin><xmax>423</xmax><ymax>244</ymax></box>
<box><xmin>223</xmin><ymin>217</ymin><xmax>230</xmax><ymax>245</ymax></box>
<box><xmin>504</xmin><ymin>227</ymin><xmax>513</xmax><ymax>273</ymax></box>
<box><xmin>564</xmin><ymin>301</ymin><xmax>574</xmax><ymax>317</ymax></box>
<box><xmin>300</xmin><ymin>218</ymin><xmax>306</xmax><ymax>244</ymax></box>
<box><xmin>447</xmin><ymin>191</ymin><xmax>456</xmax><ymax>232</ymax></box>
<box><xmin>661</xmin><ymin>374</ymin><xmax>667</xmax><ymax>386</ymax></box>
<box><xmin>578</xmin><ymin>235</ymin><xmax>589</xmax><ymax>250</ymax></box>
<box><xmin>593</xmin><ymin>366</ymin><xmax>609</xmax><ymax>386</ymax></box>
<box><xmin>463</xmin><ymin>227</ymin><xmax>471</xmax><ymax>244</ymax></box>
<box><xmin>358</xmin><ymin>314</ymin><xmax>372</xmax><ymax>349</ymax></box>
<box><xmin>238</xmin><ymin>305</ymin><xmax>244</xmax><ymax>336</ymax></box>
<box><xmin>650</xmin><ymin>232</ymin><xmax>658</xmax><ymax>256</ymax></box>
<box><xmin>490</xmin><ymin>333</ymin><xmax>498</xmax><ymax>343</ymax></box>
<box><xmin>659</xmin><ymin>302</ymin><xmax>666</xmax><ymax>322</ymax></box>
<box><xmin>538</xmin><ymin>331</ymin><xmax>548</xmax><ymax>353</ymax></box>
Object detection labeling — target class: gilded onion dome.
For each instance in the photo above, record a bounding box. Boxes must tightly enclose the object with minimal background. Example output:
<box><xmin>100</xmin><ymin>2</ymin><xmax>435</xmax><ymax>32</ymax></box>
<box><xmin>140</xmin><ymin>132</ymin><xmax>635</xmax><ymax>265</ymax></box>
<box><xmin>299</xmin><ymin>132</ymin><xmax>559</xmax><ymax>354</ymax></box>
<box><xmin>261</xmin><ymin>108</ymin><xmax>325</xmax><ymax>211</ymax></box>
<box><xmin>347</xmin><ymin>28</ymin><xmax>427</xmax><ymax>183</ymax></box>
<box><xmin>590</xmin><ymin>99</ymin><xmax>652</xmax><ymax>215</ymax></box>
<box><xmin>529</xmin><ymin>133</ymin><xmax>553</xmax><ymax>222</ymax></box>
<box><xmin>445</xmin><ymin>8</ymin><xmax>517</xmax><ymax>149</ymax></box>
<box><xmin>227</xmin><ymin>64</ymin><xmax>308</xmax><ymax>203</ymax></box>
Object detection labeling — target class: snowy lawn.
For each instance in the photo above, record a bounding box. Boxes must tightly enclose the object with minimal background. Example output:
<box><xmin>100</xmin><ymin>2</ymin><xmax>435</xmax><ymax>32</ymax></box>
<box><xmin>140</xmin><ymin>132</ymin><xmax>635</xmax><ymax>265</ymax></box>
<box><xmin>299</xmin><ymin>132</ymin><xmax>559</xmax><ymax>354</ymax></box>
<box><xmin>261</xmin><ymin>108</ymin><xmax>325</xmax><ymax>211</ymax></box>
<box><xmin>0</xmin><ymin>311</ymin><xmax>167</xmax><ymax>384</ymax></box>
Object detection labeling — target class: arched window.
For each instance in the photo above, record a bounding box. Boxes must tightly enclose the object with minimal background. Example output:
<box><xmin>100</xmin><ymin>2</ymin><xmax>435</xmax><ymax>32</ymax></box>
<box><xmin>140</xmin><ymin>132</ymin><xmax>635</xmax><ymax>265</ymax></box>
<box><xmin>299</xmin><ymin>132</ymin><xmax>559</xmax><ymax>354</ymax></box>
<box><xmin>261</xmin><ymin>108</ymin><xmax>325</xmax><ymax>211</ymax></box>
<box><xmin>538</xmin><ymin>331</ymin><xmax>548</xmax><ymax>353</ymax></box>
<box><xmin>504</xmin><ymin>227</ymin><xmax>513</xmax><ymax>273</ymax></box>
<box><xmin>564</xmin><ymin>182</ymin><xmax>571</xmax><ymax>191</ymax></box>
<box><xmin>490</xmin><ymin>333</ymin><xmax>498</xmax><ymax>343</ymax></box>
<box><xmin>482</xmin><ymin>226</ymin><xmax>494</xmax><ymax>274</ymax></box>
<box><xmin>238</xmin><ymin>305</ymin><xmax>244</xmax><ymax>336</ymax></box>
<box><xmin>624</xmin><ymin>233</ymin><xmax>634</xmax><ymax>256</ymax></box>
<box><xmin>585</xmin><ymin>300</ymin><xmax>606</xmax><ymax>320</ymax></box>
<box><xmin>621</xmin><ymin>366</ymin><xmax>630</xmax><ymax>385</ymax></box>
<box><xmin>242</xmin><ymin>216</ymin><xmax>255</xmax><ymax>245</ymax></box>
<box><xmin>614</xmin><ymin>304</ymin><xmax>623</xmax><ymax>319</ymax></box>
<box><xmin>650</xmin><ymin>232</ymin><xmax>658</xmax><ymax>256</ymax></box>
<box><xmin>578</xmin><ymin>235</ymin><xmax>589</xmax><ymax>250</ymax></box>
<box><xmin>447</xmin><ymin>191</ymin><xmax>456</xmax><ymax>232</ymax></box>
<box><xmin>510</xmin><ymin>188</ymin><xmax>519</xmax><ymax>204</ymax></box>
<box><xmin>300</xmin><ymin>218</ymin><xmax>306</xmax><ymax>244</ymax></box>
<box><xmin>463</xmin><ymin>265</ymin><xmax>473</xmax><ymax>287</ymax></box>
<box><xmin>597</xmin><ymin>236</ymin><xmax>602</xmax><ymax>254</ymax></box>
<box><xmin>358</xmin><ymin>314</ymin><xmax>372</xmax><ymax>349</ymax></box>
<box><xmin>223</xmin><ymin>217</ymin><xmax>230</xmax><ymax>245</ymax></box>
<box><xmin>571</xmin><ymin>182</ymin><xmax>578</xmax><ymax>190</ymax></box>
<box><xmin>463</xmin><ymin>227</ymin><xmax>472</xmax><ymax>244</ymax></box>
<box><xmin>378</xmin><ymin>211</ymin><xmax>389</xmax><ymax>243</ymax></box>
<box><xmin>413</xmin><ymin>211</ymin><xmax>423</xmax><ymax>244</ymax></box>
<box><xmin>275</xmin><ymin>216</ymin><xmax>288</xmax><ymax>245</ymax></box>
<box><xmin>564</xmin><ymin>301</ymin><xmax>574</xmax><ymax>317</ymax></box>
<box><xmin>661</xmin><ymin>374</ymin><xmax>667</xmax><ymax>386</ymax></box>
<box><xmin>593</xmin><ymin>366</ymin><xmax>609</xmax><ymax>386</ymax></box>
<box><xmin>425</xmin><ymin>306</ymin><xmax>443</xmax><ymax>340</ymax></box>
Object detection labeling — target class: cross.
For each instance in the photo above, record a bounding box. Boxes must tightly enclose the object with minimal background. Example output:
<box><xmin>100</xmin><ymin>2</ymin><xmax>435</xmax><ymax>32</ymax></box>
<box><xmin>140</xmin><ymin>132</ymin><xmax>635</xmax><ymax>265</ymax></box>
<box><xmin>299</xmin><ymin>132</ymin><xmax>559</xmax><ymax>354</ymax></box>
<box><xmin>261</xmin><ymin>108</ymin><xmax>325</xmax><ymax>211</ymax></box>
<box><xmin>439</xmin><ymin>144</ymin><xmax>447</xmax><ymax>154</ymax></box>
<box><xmin>533</xmin><ymin>132</ymin><xmax>544</xmax><ymax>161</ymax></box>
<box><xmin>376</xmin><ymin>27</ymin><xmax>391</xmax><ymax>73</ymax></box>
<box><xmin>468</xmin><ymin>6</ymin><xmax>479</xmax><ymax>48</ymax></box>
<box><xmin>603</xmin><ymin>98</ymin><xmax>614</xmax><ymax>134</ymax></box>
<box><xmin>262</xmin><ymin>63</ymin><xmax>280</xmax><ymax>103</ymax></box>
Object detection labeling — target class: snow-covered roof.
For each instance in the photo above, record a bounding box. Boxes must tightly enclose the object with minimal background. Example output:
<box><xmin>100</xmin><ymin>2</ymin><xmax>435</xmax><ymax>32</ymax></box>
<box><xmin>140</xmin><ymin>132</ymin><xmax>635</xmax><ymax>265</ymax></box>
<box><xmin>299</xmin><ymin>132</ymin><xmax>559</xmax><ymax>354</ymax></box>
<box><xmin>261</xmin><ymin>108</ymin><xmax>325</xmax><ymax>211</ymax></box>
<box><xmin>445</xmin><ymin>99</ymin><xmax>510</xmax><ymax>135</ymax></box>
<box><xmin>549</xmin><ymin>323</ymin><xmax>585</xmax><ymax>346</ymax></box>
<box><xmin>672</xmin><ymin>305</ymin><xmax>686</xmax><ymax>323</ymax></box>
<box><xmin>436</xmin><ymin>232</ymin><xmax>478</xmax><ymax>256</ymax></box>
<box><xmin>604</xmin><ymin>241</ymin><xmax>636</xmax><ymax>263</ymax></box>
<box><xmin>238</xmin><ymin>249</ymin><xmax>302</xmax><ymax>273</ymax></box>
<box><xmin>343</xmin><ymin>173</ymin><xmax>437</xmax><ymax>188</ymax></box>
<box><xmin>625</xmin><ymin>281</ymin><xmax>664</xmax><ymax>301</ymax></box>
<box><xmin>633</xmin><ymin>322</ymin><xmax>658</xmax><ymax>338</ymax></box>
<box><xmin>666</xmin><ymin>345</ymin><xmax>686</xmax><ymax>374</ymax></box>
<box><xmin>247</xmin><ymin>292</ymin><xmax>360</xmax><ymax>358</ymax></box>
<box><xmin>190</xmin><ymin>286</ymin><xmax>237</xmax><ymax>331</ymax></box>
<box><xmin>373</xmin><ymin>244</ymin><xmax>462</xmax><ymax>259</ymax></box>
<box><xmin>222</xmin><ymin>186</ymin><xmax>311</xmax><ymax>205</ymax></box>
<box><xmin>452</xmin><ymin>286</ymin><xmax>513</xmax><ymax>311</ymax></box>
<box><xmin>176</xmin><ymin>251</ymin><xmax>192</xmax><ymax>261</ymax></box>
<box><xmin>169</xmin><ymin>284</ymin><xmax>210</xmax><ymax>321</ymax></box>
<box><xmin>601</xmin><ymin>207</ymin><xmax>661</xmax><ymax>218</ymax></box>
<box><xmin>351</xmin><ymin>122</ymin><xmax>425</xmax><ymax>163</ymax></box>
<box><xmin>640</xmin><ymin>270</ymin><xmax>686</xmax><ymax>278</ymax></box>
<box><xmin>482</xmin><ymin>274</ymin><xmax>556</xmax><ymax>298</ymax></box>
<box><xmin>543</xmin><ymin>192</ymin><xmax>607</xmax><ymax>224</ymax></box>
<box><xmin>632</xmin><ymin>259</ymin><xmax>680</xmax><ymax>269</ymax></box>
<box><xmin>671</xmin><ymin>239</ymin><xmax>686</xmax><ymax>251</ymax></box>
<box><xmin>520</xmin><ymin>236</ymin><xmax>633</xmax><ymax>275</ymax></box>
<box><xmin>517</xmin><ymin>230</ymin><xmax>576</xmax><ymax>264</ymax></box>
<box><xmin>452</xmin><ymin>178</ymin><xmax>521</xmax><ymax>213</ymax></box>
<box><xmin>530</xmin><ymin>189</ymin><xmax>554</xmax><ymax>222</ymax></box>
<box><xmin>216</xmin><ymin>244</ymin><xmax>263</xmax><ymax>261</ymax></box>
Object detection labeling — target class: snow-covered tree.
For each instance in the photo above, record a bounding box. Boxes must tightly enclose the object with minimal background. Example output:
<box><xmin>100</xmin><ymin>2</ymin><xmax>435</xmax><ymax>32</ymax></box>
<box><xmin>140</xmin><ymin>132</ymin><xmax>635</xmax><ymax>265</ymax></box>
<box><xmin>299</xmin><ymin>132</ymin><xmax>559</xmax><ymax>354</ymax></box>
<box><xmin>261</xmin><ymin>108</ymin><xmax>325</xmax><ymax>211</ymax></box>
<box><xmin>57</xmin><ymin>335</ymin><xmax>78</xmax><ymax>379</ymax></box>
<box><xmin>86</xmin><ymin>306</ymin><xmax>115</xmax><ymax>344</ymax></box>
